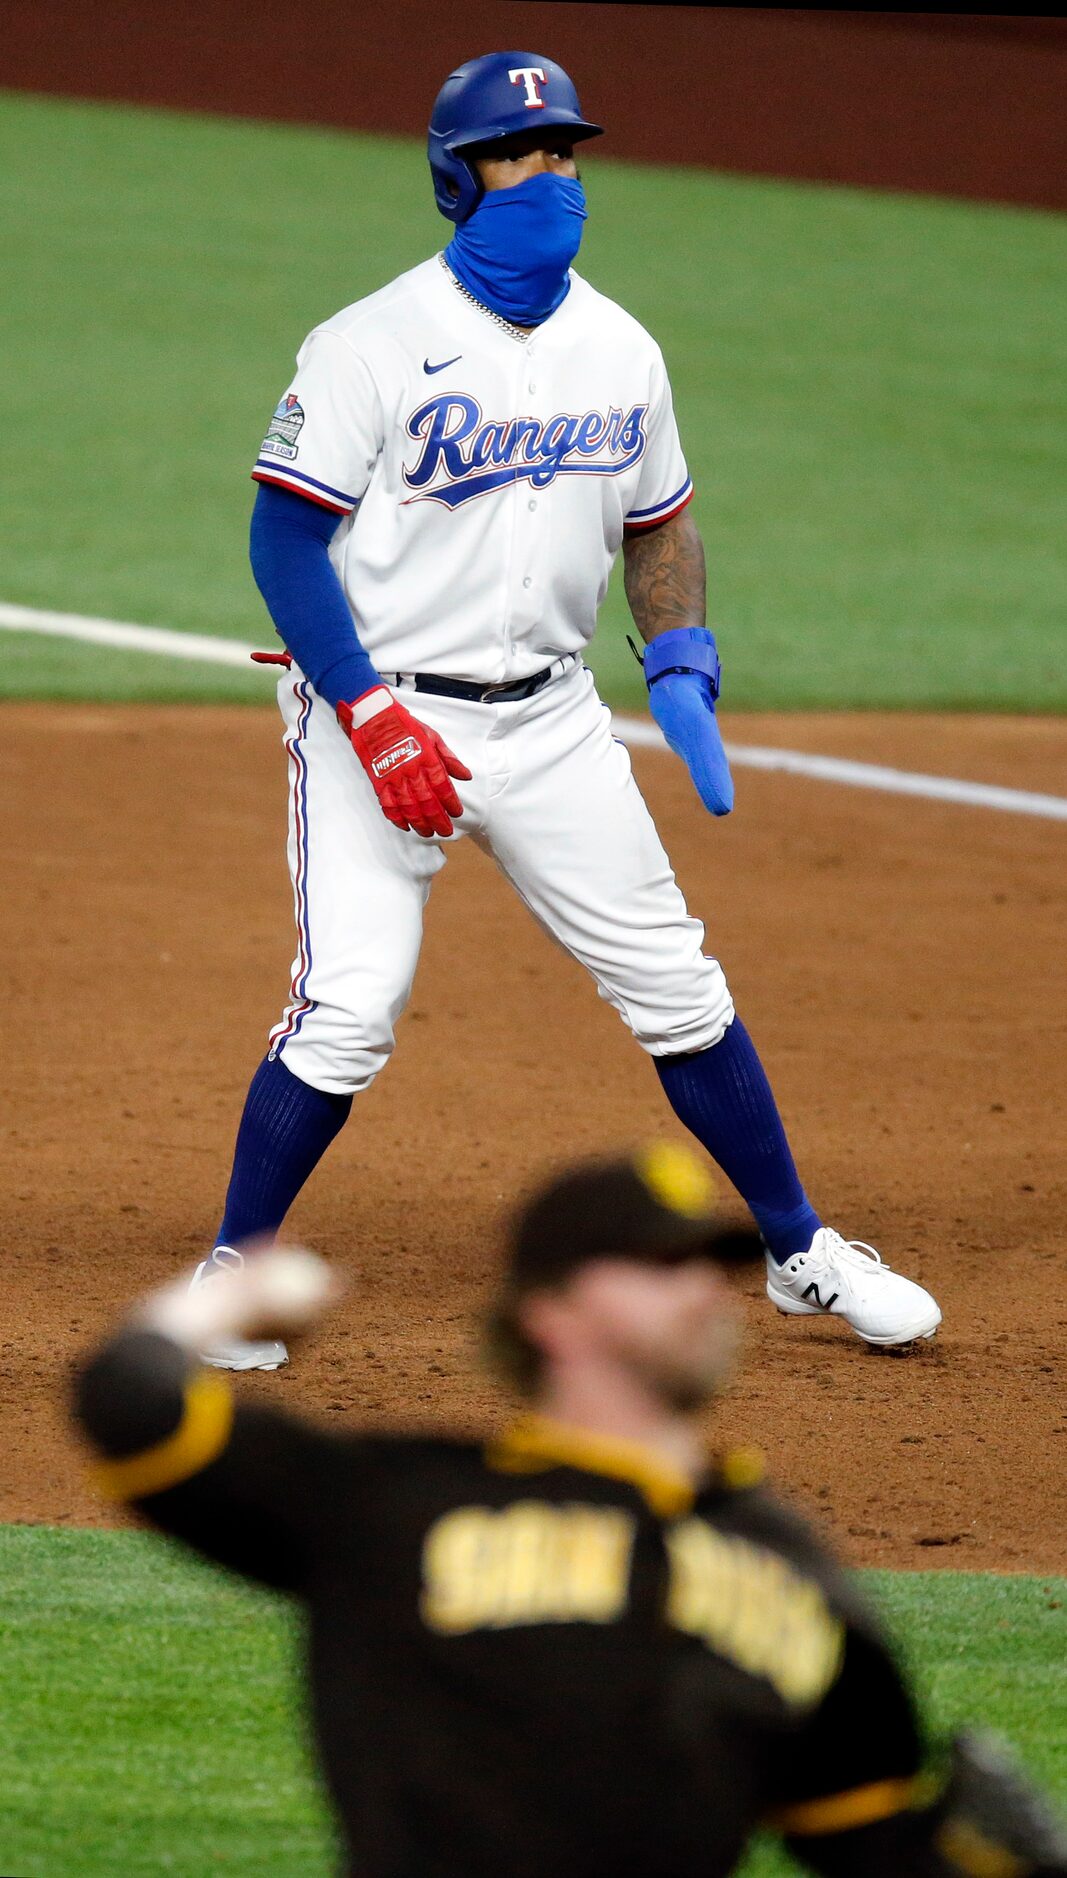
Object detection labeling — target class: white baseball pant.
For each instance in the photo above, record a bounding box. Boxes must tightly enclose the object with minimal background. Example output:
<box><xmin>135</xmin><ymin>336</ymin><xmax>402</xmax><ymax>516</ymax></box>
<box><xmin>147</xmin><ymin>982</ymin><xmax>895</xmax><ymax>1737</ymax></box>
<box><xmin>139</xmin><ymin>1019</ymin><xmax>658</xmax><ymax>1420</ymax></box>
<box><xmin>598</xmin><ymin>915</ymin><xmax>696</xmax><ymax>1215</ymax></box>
<box><xmin>269</xmin><ymin>658</ymin><xmax>734</xmax><ymax>1096</ymax></box>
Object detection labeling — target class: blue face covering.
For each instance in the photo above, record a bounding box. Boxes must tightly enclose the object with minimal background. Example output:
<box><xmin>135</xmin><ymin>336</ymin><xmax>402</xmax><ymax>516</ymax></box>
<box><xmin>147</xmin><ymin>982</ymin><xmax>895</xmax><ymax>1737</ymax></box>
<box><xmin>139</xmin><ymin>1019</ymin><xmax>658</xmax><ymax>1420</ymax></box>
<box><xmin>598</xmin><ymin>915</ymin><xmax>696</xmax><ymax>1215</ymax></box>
<box><xmin>445</xmin><ymin>171</ymin><xmax>588</xmax><ymax>327</ymax></box>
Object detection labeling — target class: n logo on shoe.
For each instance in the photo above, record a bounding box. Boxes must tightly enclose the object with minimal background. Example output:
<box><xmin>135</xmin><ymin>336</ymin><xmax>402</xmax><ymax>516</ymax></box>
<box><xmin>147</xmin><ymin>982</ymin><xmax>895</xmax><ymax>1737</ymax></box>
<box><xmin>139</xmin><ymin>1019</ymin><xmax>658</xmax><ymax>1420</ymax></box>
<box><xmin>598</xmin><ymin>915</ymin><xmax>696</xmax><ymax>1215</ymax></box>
<box><xmin>802</xmin><ymin>1282</ymin><xmax>839</xmax><ymax>1311</ymax></box>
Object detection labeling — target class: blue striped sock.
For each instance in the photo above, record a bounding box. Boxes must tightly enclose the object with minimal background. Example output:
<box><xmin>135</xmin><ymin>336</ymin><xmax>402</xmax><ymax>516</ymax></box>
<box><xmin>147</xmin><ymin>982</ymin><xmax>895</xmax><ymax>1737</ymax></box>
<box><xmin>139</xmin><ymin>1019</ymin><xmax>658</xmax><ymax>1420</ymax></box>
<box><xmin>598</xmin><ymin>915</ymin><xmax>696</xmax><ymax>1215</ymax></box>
<box><xmin>655</xmin><ymin>1018</ymin><xmax>822</xmax><ymax>1263</ymax></box>
<box><xmin>217</xmin><ymin>1054</ymin><xmax>352</xmax><ymax>1246</ymax></box>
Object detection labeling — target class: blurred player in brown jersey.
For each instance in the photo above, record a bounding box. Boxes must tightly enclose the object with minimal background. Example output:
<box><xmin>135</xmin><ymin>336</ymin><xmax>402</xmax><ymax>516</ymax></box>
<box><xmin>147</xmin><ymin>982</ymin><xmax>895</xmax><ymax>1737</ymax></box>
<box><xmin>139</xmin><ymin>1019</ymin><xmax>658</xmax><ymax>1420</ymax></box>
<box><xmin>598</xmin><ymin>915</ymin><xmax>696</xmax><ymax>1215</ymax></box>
<box><xmin>75</xmin><ymin>1147</ymin><xmax>1064</xmax><ymax>1878</ymax></box>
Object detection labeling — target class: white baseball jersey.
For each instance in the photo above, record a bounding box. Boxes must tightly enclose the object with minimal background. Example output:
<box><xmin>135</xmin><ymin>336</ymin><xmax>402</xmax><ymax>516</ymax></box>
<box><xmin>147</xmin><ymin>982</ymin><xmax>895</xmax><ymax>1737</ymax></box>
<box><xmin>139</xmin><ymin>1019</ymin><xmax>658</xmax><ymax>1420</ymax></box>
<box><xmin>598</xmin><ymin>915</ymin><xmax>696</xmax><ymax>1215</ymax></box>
<box><xmin>251</xmin><ymin>252</ymin><xmax>729</xmax><ymax>1092</ymax></box>
<box><xmin>252</xmin><ymin>256</ymin><xmax>693</xmax><ymax>683</ymax></box>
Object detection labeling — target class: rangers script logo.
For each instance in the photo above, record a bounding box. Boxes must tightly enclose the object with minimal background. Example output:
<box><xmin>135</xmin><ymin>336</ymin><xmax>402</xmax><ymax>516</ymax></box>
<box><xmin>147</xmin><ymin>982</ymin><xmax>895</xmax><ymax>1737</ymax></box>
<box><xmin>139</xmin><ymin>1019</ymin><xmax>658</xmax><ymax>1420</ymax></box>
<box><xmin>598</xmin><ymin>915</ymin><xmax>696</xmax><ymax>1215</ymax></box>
<box><xmin>403</xmin><ymin>394</ymin><xmax>648</xmax><ymax>509</ymax></box>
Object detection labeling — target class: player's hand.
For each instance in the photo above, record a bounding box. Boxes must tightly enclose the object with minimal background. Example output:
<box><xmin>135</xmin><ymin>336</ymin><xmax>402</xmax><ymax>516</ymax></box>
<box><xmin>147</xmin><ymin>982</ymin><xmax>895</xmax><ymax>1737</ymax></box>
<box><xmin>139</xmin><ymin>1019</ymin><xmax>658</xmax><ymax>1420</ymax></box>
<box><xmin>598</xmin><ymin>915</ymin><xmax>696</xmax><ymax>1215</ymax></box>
<box><xmin>642</xmin><ymin>629</ymin><xmax>733</xmax><ymax>816</ymax></box>
<box><xmin>337</xmin><ymin>687</ymin><xmax>473</xmax><ymax>838</ymax></box>
<box><xmin>138</xmin><ymin>1246</ymin><xmax>340</xmax><ymax>1351</ymax></box>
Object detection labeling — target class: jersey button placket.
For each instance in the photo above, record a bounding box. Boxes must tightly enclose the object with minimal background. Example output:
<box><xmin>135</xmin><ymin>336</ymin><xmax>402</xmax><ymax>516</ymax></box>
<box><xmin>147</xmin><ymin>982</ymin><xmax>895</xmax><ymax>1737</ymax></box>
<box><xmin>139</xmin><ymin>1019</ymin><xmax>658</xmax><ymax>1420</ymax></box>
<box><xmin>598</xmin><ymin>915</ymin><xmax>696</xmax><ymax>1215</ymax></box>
<box><xmin>509</xmin><ymin>347</ymin><xmax>546</xmax><ymax>649</ymax></box>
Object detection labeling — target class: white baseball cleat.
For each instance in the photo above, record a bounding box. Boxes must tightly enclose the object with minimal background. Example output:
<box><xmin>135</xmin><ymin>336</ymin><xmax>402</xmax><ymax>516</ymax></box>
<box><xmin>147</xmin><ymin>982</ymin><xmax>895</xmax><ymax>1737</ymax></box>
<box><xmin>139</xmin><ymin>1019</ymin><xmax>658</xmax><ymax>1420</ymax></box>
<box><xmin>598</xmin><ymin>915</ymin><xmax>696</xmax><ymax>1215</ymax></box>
<box><xmin>766</xmin><ymin>1228</ymin><xmax>941</xmax><ymax>1347</ymax></box>
<box><xmin>190</xmin><ymin>1246</ymin><xmax>290</xmax><ymax>1371</ymax></box>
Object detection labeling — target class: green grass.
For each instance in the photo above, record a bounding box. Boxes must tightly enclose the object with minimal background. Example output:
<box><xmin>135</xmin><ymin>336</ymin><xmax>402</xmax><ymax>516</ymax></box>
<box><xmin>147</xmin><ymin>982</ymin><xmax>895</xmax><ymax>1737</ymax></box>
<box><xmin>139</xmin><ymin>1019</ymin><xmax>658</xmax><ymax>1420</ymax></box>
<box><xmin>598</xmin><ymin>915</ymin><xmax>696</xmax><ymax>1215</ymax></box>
<box><xmin>1</xmin><ymin>1525</ymin><xmax>1063</xmax><ymax>1876</ymax></box>
<box><xmin>1</xmin><ymin>89</ymin><xmax>1064</xmax><ymax>710</ymax></box>
<box><xmin>0</xmin><ymin>1527</ymin><xmax>336</xmax><ymax>1877</ymax></box>
<box><xmin>0</xmin><ymin>632</ymin><xmax>269</xmax><ymax>703</ymax></box>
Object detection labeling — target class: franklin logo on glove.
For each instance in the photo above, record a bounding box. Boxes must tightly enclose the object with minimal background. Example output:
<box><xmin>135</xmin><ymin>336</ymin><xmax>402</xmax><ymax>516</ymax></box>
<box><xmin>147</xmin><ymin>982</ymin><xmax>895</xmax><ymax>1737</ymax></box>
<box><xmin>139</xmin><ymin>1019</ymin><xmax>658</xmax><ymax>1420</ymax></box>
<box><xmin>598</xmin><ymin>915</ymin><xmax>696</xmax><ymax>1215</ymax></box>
<box><xmin>372</xmin><ymin>737</ymin><xmax>422</xmax><ymax>779</ymax></box>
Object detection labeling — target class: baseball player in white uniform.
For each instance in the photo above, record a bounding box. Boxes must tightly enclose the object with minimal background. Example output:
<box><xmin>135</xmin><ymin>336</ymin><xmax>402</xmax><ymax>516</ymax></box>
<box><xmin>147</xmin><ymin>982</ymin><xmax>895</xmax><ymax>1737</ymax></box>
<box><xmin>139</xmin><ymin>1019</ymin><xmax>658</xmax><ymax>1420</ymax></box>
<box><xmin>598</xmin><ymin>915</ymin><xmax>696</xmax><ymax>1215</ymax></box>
<box><xmin>193</xmin><ymin>52</ymin><xmax>941</xmax><ymax>1368</ymax></box>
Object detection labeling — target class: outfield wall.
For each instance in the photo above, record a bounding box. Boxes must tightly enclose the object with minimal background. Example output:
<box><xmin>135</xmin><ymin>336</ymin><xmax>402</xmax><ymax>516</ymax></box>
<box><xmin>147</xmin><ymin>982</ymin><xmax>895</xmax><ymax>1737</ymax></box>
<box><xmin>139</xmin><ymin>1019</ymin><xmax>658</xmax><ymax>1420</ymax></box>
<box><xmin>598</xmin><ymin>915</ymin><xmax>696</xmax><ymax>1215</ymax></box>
<box><xmin>2</xmin><ymin>3</ymin><xmax>1065</xmax><ymax>211</ymax></box>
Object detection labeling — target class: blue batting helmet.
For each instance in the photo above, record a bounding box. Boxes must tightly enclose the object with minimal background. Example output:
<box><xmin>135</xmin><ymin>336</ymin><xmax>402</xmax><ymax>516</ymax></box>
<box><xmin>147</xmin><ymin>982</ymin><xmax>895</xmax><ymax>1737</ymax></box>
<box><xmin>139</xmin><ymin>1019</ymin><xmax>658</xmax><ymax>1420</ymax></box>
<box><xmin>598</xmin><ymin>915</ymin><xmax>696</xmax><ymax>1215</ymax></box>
<box><xmin>428</xmin><ymin>52</ymin><xmax>603</xmax><ymax>224</ymax></box>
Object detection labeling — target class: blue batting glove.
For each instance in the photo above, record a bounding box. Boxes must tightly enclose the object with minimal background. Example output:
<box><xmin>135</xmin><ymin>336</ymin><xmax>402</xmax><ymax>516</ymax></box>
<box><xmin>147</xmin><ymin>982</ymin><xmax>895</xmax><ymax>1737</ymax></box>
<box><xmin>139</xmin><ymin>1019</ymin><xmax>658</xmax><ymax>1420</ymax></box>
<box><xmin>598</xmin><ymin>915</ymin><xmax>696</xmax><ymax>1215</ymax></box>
<box><xmin>642</xmin><ymin>628</ymin><xmax>734</xmax><ymax>816</ymax></box>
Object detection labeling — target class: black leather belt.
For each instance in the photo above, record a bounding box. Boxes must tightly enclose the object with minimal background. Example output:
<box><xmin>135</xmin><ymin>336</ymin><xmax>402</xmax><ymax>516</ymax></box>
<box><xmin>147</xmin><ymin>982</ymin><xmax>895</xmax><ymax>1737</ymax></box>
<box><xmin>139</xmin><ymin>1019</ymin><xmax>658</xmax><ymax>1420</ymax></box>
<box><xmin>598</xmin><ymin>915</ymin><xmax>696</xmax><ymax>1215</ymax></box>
<box><xmin>396</xmin><ymin>664</ymin><xmax>557</xmax><ymax>704</ymax></box>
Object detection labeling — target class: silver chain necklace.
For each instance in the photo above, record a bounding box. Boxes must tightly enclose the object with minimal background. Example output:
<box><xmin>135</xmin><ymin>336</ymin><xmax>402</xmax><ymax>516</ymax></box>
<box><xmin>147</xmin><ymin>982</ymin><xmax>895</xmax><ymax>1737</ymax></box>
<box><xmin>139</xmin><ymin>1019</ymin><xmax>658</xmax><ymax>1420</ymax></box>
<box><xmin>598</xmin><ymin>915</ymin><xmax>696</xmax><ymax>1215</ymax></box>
<box><xmin>438</xmin><ymin>253</ymin><xmax>530</xmax><ymax>345</ymax></box>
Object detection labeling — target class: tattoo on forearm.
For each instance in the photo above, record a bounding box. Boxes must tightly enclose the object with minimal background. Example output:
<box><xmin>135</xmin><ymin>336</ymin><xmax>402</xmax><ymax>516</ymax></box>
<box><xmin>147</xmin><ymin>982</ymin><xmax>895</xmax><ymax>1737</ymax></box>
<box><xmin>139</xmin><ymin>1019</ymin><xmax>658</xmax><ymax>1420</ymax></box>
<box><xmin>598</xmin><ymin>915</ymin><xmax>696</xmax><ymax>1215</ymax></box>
<box><xmin>622</xmin><ymin>513</ymin><xmax>706</xmax><ymax>643</ymax></box>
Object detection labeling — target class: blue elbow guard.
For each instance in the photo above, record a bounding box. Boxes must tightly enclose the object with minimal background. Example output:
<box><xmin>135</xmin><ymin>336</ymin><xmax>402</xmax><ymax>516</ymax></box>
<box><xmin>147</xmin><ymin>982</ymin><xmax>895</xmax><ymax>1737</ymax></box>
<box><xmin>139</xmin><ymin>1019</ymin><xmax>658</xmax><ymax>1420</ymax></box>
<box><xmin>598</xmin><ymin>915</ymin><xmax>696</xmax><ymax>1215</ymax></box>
<box><xmin>641</xmin><ymin>626</ymin><xmax>722</xmax><ymax>696</ymax></box>
<box><xmin>642</xmin><ymin>628</ymin><xmax>733</xmax><ymax>817</ymax></box>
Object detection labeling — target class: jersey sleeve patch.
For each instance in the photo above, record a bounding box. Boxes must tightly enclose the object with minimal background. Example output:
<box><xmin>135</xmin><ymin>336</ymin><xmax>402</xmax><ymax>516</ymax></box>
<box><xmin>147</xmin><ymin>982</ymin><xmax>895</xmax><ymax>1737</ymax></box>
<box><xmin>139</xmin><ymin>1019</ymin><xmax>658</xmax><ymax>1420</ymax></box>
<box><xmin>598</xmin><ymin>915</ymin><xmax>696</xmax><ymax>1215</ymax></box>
<box><xmin>251</xmin><ymin>332</ymin><xmax>382</xmax><ymax>513</ymax></box>
<box><xmin>260</xmin><ymin>392</ymin><xmax>306</xmax><ymax>463</ymax></box>
<box><xmin>624</xmin><ymin>476</ymin><xmax>694</xmax><ymax>532</ymax></box>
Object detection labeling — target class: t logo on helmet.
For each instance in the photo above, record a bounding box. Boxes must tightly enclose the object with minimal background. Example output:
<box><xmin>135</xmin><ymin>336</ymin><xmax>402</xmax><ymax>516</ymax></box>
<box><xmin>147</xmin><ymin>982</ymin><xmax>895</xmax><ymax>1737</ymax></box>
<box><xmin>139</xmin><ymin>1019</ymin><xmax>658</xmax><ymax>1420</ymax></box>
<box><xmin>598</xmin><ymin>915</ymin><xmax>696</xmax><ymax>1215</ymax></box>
<box><xmin>509</xmin><ymin>66</ymin><xmax>547</xmax><ymax>108</ymax></box>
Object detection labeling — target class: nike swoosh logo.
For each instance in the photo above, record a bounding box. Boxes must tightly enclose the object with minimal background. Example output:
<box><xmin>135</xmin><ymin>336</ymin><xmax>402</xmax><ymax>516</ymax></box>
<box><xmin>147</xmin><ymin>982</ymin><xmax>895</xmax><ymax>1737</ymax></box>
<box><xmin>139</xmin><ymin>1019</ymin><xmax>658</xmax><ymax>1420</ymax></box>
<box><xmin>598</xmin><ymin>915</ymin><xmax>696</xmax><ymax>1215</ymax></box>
<box><xmin>423</xmin><ymin>354</ymin><xmax>462</xmax><ymax>375</ymax></box>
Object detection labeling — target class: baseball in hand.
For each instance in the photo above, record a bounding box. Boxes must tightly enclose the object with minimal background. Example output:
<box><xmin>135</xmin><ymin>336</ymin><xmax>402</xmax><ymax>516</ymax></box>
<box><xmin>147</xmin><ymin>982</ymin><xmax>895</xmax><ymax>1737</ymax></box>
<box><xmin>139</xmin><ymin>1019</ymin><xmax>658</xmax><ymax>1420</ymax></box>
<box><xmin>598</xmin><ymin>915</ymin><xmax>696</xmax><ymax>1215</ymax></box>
<box><xmin>140</xmin><ymin>1245</ymin><xmax>341</xmax><ymax>1350</ymax></box>
<box><xmin>240</xmin><ymin>1247</ymin><xmax>340</xmax><ymax>1336</ymax></box>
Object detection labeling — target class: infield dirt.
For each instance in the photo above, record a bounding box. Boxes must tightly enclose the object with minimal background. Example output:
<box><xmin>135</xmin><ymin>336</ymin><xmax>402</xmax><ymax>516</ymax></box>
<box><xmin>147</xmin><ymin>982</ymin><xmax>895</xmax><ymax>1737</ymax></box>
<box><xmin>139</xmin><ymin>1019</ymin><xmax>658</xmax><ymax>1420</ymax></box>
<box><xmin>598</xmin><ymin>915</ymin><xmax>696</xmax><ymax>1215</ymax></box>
<box><xmin>2</xmin><ymin>703</ymin><xmax>1064</xmax><ymax>1572</ymax></box>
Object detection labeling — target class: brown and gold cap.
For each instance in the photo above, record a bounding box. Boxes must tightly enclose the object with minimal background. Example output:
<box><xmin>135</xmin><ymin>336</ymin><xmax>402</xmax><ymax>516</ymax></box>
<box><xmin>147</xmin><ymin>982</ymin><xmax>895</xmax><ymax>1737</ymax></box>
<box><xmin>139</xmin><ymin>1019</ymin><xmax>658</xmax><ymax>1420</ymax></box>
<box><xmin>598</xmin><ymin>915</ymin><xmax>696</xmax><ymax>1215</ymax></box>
<box><xmin>506</xmin><ymin>1142</ymin><xmax>763</xmax><ymax>1291</ymax></box>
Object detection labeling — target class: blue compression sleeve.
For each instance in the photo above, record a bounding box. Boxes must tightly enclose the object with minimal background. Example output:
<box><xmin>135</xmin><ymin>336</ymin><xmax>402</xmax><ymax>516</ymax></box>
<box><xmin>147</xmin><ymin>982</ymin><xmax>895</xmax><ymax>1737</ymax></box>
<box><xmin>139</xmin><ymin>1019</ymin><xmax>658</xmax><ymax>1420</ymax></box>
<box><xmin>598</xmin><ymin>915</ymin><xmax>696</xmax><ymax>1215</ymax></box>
<box><xmin>249</xmin><ymin>481</ymin><xmax>380</xmax><ymax>708</ymax></box>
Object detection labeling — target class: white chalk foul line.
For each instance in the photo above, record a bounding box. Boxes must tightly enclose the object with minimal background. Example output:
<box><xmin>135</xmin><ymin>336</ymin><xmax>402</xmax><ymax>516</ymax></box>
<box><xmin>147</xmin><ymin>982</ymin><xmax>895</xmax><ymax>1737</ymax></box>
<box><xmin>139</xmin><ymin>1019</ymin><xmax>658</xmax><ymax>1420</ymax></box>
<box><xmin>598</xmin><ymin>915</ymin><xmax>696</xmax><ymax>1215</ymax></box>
<box><xmin>2</xmin><ymin>601</ymin><xmax>1065</xmax><ymax>823</ymax></box>
<box><xmin>617</xmin><ymin>715</ymin><xmax>1067</xmax><ymax>820</ymax></box>
<box><xmin>0</xmin><ymin>600</ymin><xmax>256</xmax><ymax>667</ymax></box>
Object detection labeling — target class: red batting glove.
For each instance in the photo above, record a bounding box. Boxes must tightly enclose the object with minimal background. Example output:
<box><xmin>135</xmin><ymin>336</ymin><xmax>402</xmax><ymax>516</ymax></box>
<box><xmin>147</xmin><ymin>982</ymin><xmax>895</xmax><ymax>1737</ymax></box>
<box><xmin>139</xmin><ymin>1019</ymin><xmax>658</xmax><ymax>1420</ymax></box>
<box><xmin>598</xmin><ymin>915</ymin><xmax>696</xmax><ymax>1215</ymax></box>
<box><xmin>337</xmin><ymin>687</ymin><xmax>472</xmax><ymax>838</ymax></box>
